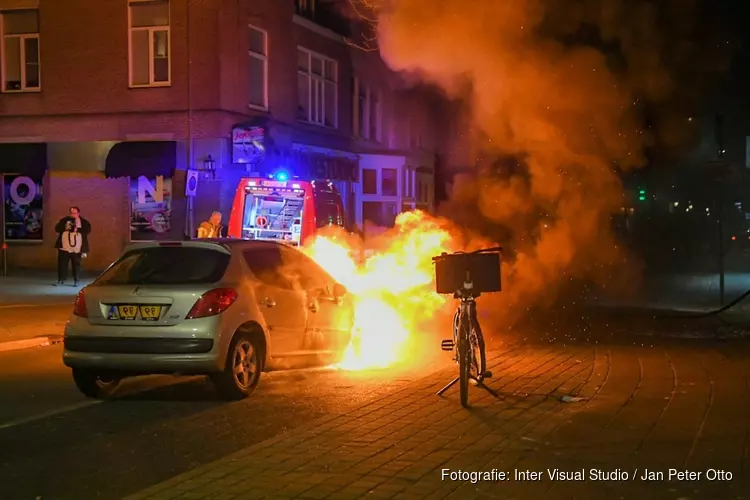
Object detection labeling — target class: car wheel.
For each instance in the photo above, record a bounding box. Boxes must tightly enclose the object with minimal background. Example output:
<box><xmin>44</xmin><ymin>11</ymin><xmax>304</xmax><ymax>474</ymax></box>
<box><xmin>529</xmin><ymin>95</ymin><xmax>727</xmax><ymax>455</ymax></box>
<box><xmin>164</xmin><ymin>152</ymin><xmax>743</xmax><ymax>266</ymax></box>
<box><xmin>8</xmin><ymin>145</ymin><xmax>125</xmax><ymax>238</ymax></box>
<box><xmin>71</xmin><ymin>368</ymin><xmax>121</xmax><ymax>399</ymax></box>
<box><xmin>211</xmin><ymin>332</ymin><xmax>262</xmax><ymax>400</ymax></box>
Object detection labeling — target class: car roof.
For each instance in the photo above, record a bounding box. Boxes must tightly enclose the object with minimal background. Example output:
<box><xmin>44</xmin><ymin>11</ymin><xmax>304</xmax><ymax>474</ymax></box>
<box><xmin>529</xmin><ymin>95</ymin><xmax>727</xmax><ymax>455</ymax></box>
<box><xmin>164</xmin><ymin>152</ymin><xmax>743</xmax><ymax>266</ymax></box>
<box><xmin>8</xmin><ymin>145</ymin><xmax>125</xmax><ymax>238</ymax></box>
<box><xmin>123</xmin><ymin>239</ymin><xmax>299</xmax><ymax>253</ymax></box>
<box><xmin>204</xmin><ymin>238</ymin><xmax>295</xmax><ymax>250</ymax></box>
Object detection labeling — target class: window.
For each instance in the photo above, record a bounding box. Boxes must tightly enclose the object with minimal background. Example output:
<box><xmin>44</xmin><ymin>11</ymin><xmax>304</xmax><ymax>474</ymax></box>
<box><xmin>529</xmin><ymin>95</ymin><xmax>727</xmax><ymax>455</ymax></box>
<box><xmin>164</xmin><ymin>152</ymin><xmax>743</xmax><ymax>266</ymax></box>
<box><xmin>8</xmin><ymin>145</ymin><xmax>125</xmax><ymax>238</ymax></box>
<box><xmin>280</xmin><ymin>246</ymin><xmax>331</xmax><ymax>291</ymax></box>
<box><xmin>362</xmin><ymin>202</ymin><xmax>397</xmax><ymax>228</ymax></box>
<box><xmin>383</xmin><ymin>202</ymin><xmax>397</xmax><ymax>227</ymax></box>
<box><xmin>294</xmin><ymin>0</ymin><xmax>316</xmax><ymax>18</ymax></box>
<box><xmin>357</xmin><ymin>80</ymin><xmax>368</xmax><ymax>138</ymax></box>
<box><xmin>381</xmin><ymin>168</ymin><xmax>397</xmax><ymax>196</ymax></box>
<box><xmin>353</xmin><ymin>77</ymin><xmax>381</xmax><ymax>142</ymax></box>
<box><xmin>362</xmin><ymin>169</ymin><xmax>377</xmax><ymax>195</ymax></box>
<box><xmin>1</xmin><ymin>9</ymin><xmax>40</xmax><ymax>92</ymax></box>
<box><xmin>243</xmin><ymin>247</ymin><xmax>292</xmax><ymax>289</ymax></box>
<box><xmin>297</xmin><ymin>48</ymin><xmax>337</xmax><ymax>127</ymax></box>
<box><xmin>129</xmin><ymin>0</ymin><xmax>170</xmax><ymax>87</ymax></box>
<box><xmin>362</xmin><ymin>201</ymin><xmax>381</xmax><ymax>225</ymax></box>
<box><xmin>369</xmin><ymin>91</ymin><xmax>381</xmax><ymax>142</ymax></box>
<box><xmin>248</xmin><ymin>26</ymin><xmax>267</xmax><ymax>109</ymax></box>
<box><xmin>96</xmin><ymin>247</ymin><xmax>230</xmax><ymax>285</ymax></box>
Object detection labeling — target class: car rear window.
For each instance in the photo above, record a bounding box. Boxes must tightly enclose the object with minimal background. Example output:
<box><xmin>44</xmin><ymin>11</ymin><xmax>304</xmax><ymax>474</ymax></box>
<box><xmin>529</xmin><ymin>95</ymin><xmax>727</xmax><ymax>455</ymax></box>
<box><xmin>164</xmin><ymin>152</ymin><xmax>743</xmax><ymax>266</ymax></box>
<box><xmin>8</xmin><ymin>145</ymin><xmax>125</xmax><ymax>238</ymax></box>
<box><xmin>96</xmin><ymin>247</ymin><xmax>230</xmax><ymax>285</ymax></box>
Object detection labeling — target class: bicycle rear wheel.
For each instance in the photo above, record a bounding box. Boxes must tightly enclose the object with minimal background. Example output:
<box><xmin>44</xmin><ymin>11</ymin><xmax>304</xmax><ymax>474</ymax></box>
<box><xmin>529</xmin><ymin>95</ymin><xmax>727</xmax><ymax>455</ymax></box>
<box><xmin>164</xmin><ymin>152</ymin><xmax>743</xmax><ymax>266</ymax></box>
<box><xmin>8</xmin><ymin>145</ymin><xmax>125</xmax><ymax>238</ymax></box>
<box><xmin>458</xmin><ymin>314</ymin><xmax>471</xmax><ymax>408</ymax></box>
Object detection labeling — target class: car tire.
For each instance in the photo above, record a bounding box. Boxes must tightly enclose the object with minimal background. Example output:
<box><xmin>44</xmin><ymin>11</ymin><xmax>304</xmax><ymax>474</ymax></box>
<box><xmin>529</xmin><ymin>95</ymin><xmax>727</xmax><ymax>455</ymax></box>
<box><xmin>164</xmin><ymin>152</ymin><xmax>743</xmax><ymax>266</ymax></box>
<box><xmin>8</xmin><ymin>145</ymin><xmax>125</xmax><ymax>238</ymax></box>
<box><xmin>71</xmin><ymin>368</ymin><xmax>121</xmax><ymax>399</ymax></box>
<box><xmin>211</xmin><ymin>332</ymin><xmax>262</xmax><ymax>400</ymax></box>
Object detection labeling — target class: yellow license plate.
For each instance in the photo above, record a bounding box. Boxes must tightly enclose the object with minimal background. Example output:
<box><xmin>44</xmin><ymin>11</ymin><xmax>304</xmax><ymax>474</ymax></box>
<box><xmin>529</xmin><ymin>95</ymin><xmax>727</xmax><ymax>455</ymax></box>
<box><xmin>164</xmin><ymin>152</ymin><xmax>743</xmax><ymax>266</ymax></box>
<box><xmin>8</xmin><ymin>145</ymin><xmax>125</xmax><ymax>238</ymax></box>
<box><xmin>117</xmin><ymin>305</ymin><xmax>138</xmax><ymax>320</ymax></box>
<box><xmin>139</xmin><ymin>305</ymin><xmax>162</xmax><ymax>321</ymax></box>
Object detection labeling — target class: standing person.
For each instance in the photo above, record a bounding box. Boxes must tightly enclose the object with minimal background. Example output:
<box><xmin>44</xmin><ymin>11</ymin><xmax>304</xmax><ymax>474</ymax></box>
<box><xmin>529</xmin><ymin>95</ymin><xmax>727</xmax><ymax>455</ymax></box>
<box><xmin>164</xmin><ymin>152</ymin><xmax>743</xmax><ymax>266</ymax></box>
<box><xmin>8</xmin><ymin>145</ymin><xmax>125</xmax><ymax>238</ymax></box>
<box><xmin>197</xmin><ymin>211</ymin><xmax>225</xmax><ymax>238</ymax></box>
<box><xmin>54</xmin><ymin>206</ymin><xmax>91</xmax><ymax>286</ymax></box>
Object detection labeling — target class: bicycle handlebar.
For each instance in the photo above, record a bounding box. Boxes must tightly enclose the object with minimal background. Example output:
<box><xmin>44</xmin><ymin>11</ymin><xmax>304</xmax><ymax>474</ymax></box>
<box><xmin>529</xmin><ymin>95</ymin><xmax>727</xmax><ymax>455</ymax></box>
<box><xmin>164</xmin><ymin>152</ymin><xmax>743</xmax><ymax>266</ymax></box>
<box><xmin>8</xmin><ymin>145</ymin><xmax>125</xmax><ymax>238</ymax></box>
<box><xmin>431</xmin><ymin>246</ymin><xmax>503</xmax><ymax>263</ymax></box>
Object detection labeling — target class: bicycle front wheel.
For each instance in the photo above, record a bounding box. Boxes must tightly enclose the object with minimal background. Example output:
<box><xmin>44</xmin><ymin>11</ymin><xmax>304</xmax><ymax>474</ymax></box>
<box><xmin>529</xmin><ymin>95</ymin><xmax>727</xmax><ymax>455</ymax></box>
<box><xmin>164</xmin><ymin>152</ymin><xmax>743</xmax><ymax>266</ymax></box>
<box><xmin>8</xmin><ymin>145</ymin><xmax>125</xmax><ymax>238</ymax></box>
<box><xmin>458</xmin><ymin>315</ymin><xmax>471</xmax><ymax>408</ymax></box>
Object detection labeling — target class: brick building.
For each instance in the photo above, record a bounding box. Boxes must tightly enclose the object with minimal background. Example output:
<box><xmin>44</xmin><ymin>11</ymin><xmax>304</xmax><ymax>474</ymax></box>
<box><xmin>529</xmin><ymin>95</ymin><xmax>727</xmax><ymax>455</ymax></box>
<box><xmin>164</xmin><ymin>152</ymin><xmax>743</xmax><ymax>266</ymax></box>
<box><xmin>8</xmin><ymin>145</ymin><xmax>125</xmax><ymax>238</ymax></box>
<box><xmin>0</xmin><ymin>0</ymin><xmax>440</xmax><ymax>271</ymax></box>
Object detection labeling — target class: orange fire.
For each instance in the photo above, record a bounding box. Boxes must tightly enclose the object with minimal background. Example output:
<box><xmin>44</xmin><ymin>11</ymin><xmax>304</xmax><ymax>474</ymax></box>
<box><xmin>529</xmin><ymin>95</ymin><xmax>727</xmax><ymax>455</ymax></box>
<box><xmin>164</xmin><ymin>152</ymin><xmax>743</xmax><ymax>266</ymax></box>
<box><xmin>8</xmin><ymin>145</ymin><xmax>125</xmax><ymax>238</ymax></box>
<box><xmin>302</xmin><ymin>211</ymin><xmax>454</xmax><ymax>370</ymax></box>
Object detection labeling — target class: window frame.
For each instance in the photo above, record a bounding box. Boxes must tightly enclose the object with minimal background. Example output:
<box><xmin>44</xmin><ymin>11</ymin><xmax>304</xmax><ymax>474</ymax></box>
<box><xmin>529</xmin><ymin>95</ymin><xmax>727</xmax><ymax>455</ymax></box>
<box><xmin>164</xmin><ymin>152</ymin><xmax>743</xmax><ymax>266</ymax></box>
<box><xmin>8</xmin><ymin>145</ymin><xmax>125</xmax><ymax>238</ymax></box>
<box><xmin>0</xmin><ymin>9</ymin><xmax>41</xmax><ymax>93</ymax></box>
<box><xmin>352</xmin><ymin>77</ymin><xmax>382</xmax><ymax>142</ymax></box>
<box><xmin>247</xmin><ymin>24</ymin><xmax>268</xmax><ymax>110</ymax></box>
<box><xmin>127</xmin><ymin>0</ymin><xmax>171</xmax><ymax>88</ymax></box>
<box><xmin>297</xmin><ymin>46</ymin><xmax>338</xmax><ymax>128</ymax></box>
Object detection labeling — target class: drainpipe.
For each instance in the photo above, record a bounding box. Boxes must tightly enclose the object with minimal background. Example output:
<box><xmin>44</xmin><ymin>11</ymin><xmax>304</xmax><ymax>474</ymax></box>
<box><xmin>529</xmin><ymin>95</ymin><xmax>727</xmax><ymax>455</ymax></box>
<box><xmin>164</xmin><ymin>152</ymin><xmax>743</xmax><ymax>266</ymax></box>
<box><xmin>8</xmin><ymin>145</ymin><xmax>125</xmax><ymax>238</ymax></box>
<box><xmin>185</xmin><ymin>0</ymin><xmax>195</xmax><ymax>238</ymax></box>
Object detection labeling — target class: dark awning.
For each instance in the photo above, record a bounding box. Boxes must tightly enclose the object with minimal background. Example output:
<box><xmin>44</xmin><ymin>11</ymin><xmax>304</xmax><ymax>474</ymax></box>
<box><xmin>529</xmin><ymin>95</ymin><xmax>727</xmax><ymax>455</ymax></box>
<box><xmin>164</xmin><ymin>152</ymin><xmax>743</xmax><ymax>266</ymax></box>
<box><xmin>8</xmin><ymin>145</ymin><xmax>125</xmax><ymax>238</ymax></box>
<box><xmin>104</xmin><ymin>141</ymin><xmax>177</xmax><ymax>179</ymax></box>
<box><xmin>0</xmin><ymin>143</ymin><xmax>48</xmax><ymax>180</ymax></box>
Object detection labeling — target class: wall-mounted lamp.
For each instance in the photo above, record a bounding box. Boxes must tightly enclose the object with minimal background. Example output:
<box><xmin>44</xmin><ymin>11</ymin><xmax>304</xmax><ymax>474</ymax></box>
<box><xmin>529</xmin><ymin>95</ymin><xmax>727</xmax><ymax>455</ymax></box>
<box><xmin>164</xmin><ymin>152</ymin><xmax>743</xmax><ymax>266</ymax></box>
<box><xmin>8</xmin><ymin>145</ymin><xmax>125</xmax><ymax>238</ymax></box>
<box><xmin>202</xmin><ymin>154</ymin><xmax>216</xmax><ymax>180</ymax></box>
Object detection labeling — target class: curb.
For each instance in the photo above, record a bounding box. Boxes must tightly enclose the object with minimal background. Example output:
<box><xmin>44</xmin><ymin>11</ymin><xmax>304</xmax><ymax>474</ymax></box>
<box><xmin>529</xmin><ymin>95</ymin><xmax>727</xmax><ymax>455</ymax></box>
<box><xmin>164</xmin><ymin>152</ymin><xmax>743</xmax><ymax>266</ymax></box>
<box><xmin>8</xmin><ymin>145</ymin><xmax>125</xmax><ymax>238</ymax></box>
<box><xmin>0</xmin><ymin>302</ymin><xmax>73</xmax><ymax>310</ymax></box>
<box><xmin>0</xmin><ymin>335</ymin><xmax>63</xmax><ymax>353</ymax></box>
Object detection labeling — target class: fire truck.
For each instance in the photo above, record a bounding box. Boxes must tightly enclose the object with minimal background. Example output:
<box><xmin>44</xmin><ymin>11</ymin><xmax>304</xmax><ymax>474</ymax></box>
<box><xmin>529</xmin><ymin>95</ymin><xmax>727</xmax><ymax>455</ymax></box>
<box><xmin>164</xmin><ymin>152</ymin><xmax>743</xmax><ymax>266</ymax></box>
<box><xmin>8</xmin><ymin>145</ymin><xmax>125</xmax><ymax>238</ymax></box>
<box><xmin>227</xmin><ymin>173</ymin><xmax>346</xmax><ymax>246</ymax></box>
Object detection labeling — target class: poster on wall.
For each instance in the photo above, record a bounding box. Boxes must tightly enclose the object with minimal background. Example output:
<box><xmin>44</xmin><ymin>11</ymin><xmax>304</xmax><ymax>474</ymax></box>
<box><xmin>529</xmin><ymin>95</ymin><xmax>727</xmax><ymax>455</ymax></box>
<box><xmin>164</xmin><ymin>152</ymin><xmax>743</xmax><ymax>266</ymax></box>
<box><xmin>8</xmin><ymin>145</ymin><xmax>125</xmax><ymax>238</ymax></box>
<box><xmin>130</xmin><ymin>175</ymin><xmax>175</xmax><ymax>241</ymax></box>
<box><xmin>3</xmin><ymin>175</ymin><xmax>44</xmax><ymax>241</ymax></box>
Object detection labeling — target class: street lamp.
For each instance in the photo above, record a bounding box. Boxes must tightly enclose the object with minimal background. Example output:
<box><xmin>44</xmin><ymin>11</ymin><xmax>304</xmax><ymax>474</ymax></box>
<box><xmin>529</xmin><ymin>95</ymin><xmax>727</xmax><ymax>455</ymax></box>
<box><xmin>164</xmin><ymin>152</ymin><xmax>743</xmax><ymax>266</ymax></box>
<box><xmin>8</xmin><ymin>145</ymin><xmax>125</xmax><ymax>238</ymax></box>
<box><xmin>203</xmin><ymin>154</ymin><xmax>216</xmax><ymax>180</ymax></box>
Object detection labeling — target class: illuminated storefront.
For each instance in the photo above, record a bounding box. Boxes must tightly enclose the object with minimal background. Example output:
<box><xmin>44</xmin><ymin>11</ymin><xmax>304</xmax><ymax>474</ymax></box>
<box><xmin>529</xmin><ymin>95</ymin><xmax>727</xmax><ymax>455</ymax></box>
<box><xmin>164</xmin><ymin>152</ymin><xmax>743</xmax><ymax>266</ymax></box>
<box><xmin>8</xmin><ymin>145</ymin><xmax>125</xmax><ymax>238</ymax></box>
<box><xmin>104</xmin><ymin>141</ymin><xmax>180</xmax><ymax>242</ymax></box>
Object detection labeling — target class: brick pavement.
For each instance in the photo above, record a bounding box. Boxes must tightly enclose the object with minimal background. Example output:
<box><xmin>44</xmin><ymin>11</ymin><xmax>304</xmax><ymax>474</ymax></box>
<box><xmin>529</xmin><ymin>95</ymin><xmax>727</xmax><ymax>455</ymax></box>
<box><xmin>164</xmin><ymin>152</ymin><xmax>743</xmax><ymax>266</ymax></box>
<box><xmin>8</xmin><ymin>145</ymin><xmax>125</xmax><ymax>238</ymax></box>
<box><xmin>125</xmin><ymin>341</ymin><xmax>750</xmax><ymax>500</ymax></box>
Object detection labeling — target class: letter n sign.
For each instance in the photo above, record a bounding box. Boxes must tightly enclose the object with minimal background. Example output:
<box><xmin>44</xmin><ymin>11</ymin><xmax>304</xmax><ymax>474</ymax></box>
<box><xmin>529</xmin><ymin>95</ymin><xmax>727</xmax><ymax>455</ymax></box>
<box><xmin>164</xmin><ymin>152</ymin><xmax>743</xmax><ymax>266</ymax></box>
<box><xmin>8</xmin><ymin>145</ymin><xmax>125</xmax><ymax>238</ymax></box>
<box><xmin>137</xmin><ymin>176</ymin><xmax>164</xmax><ymax>204</ymax></box>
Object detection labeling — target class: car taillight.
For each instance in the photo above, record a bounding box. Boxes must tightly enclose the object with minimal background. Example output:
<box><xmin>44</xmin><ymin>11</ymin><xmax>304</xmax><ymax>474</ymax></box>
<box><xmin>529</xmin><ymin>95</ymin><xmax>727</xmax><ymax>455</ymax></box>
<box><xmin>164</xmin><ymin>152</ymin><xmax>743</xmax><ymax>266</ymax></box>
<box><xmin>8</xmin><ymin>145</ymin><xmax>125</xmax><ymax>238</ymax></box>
<box><xmin>185</xmin><ymin>288</ymin><xmax>238</xmax><ymax>319</ymax></box>
<box><xmin>73</xmin><ymin>290</ymin><xmax>88</xmax><ymax>317</ymax></box>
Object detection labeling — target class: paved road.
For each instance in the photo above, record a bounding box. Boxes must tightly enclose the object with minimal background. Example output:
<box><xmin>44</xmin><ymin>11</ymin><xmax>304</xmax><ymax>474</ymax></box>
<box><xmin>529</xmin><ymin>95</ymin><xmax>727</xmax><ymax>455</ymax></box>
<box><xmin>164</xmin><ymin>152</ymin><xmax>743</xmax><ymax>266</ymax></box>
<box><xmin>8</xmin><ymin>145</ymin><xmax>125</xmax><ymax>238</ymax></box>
<box><xmin>128</xmin><ymin>339</ymin><xmax>750</xmax><ymax>499</ymax></box>
<box><xmin>0</xmin><ymin>344</ymin><xmax>451</xmax><ymax>500</ymax></box>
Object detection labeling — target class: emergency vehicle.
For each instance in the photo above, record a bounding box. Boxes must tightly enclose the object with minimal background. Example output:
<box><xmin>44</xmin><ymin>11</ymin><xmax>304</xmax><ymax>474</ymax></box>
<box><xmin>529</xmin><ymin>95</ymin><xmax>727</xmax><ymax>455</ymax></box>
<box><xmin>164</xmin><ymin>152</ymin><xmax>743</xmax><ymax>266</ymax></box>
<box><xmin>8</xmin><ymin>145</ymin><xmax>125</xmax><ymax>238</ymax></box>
<box><xmin>227</xmin><ymin>173</ymin><xmax>346</xmax><ymax>246</ymax></box>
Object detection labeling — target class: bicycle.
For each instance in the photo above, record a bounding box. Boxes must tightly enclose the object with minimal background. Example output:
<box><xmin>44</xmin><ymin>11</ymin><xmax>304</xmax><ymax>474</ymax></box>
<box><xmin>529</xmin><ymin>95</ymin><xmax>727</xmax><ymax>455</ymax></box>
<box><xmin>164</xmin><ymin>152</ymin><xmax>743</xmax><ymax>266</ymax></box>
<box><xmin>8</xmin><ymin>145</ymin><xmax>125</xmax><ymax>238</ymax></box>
<box><xmin>432</xmin><ymin>246</ymin><xmax>503</xmax><ymax>407</ymax></box>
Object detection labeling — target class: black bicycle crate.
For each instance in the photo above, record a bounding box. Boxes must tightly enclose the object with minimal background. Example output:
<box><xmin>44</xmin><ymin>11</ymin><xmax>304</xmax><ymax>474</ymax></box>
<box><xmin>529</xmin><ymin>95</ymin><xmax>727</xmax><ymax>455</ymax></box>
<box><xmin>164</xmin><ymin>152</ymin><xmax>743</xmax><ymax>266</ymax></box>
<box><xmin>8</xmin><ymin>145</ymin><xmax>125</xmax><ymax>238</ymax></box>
<box><xmin>434</xmin><ymin>251</ymin><xmax>502</xmax><ymax>294</ymax></box>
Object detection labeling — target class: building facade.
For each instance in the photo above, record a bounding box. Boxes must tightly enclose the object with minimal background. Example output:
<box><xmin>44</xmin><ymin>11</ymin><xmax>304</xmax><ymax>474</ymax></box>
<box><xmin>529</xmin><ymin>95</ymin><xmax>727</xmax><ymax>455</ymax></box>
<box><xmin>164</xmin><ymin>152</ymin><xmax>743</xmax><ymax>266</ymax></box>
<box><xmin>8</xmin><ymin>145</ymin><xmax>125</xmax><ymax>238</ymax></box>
<box><xmin>0</xmin><ymin>0</ymin><xmax>440</xmax><ymax>270</ymax></box>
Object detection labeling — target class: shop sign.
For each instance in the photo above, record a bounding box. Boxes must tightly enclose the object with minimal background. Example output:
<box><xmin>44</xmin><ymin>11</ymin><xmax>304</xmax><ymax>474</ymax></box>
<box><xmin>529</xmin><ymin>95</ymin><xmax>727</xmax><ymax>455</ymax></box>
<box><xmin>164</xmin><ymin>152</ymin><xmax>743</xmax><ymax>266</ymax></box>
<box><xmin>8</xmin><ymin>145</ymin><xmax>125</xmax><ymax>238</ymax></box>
<box><xmin>232</xmin><ymin>126</ymin><xmax>266</xmax><ymax>164</ymax></box>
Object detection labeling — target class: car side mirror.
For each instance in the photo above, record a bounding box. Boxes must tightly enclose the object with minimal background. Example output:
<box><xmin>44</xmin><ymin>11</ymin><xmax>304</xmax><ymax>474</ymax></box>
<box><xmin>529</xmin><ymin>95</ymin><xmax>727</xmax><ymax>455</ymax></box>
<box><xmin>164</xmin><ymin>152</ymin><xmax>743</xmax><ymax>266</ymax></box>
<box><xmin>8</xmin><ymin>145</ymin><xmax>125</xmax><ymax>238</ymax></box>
<box><xmin>332</xmin><ymin>283</ymin><xmax>347</xmax><ymax>299</ymax></box>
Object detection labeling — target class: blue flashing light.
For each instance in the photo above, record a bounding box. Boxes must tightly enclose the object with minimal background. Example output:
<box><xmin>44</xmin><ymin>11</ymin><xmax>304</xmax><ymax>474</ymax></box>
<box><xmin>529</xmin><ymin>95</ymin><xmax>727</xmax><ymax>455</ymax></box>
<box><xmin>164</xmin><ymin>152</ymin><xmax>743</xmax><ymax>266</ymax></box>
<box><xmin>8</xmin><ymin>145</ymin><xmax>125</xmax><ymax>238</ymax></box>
<box><xmin>275</xmin><ymin>171</ymin><xmax>289</xmax><ymax>182</ymax></box>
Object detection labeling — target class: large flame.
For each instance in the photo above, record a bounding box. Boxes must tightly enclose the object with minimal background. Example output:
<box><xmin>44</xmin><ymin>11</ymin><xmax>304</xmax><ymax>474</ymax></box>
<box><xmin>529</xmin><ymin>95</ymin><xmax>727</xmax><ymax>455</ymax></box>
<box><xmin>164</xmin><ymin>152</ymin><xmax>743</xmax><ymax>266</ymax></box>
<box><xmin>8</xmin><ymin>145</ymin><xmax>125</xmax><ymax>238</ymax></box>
<box><xmin>302</xmin><ymin>211</ymin><xmax>453</xmax><ymax>370</ymax></box>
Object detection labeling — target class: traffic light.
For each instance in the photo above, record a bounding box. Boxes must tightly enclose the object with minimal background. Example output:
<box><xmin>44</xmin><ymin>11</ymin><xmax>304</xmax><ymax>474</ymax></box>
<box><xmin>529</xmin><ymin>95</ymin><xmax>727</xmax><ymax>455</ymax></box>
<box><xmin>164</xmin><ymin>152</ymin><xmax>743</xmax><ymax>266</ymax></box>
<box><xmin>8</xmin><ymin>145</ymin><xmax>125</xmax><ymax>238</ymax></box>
<box><xmin>638</xmin><ymin>188</ymin><xmax>646</xmax><ymax>201</ymax></box>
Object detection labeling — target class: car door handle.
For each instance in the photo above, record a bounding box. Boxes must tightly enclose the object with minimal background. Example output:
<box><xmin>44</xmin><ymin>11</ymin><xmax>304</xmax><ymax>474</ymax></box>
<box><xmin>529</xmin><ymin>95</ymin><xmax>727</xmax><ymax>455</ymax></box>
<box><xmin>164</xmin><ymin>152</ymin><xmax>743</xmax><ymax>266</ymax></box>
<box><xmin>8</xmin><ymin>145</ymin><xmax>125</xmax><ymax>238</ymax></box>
<box><xmin>260</xmin><ymin>297</ymin><xmax>276</xmax><ymax>308</ymax></box>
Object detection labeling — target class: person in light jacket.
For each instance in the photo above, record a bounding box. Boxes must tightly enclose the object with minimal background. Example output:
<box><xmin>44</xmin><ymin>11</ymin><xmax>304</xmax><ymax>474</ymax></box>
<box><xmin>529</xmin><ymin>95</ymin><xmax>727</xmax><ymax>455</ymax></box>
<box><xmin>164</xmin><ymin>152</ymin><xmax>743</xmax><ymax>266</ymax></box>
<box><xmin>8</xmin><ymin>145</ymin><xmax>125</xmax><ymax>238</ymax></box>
<box><xmin>197</xmin><ymin>211</ymin><xmax>226</xmax><ymax>238</ymax></box>
<box><xmin>54</xmin><ymin>206</ymin><xmax>91</xmax><ymax>286</ymax></box>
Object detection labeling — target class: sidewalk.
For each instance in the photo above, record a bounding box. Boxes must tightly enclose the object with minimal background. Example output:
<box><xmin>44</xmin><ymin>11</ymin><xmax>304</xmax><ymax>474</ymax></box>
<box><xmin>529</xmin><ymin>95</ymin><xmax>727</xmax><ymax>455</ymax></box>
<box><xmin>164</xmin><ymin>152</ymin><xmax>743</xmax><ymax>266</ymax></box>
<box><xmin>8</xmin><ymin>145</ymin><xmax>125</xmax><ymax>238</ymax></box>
<box><xmin>0</xmin><ymin>271</ymin><xmax>96</xmax><ymax>307</ymax></box>
<box><xmin>0</xmin><ymin>272</ymin><xmax>96</xmax><ymax>351</ymax></box>
<box><xmin>125</xmin><ymin>342</ymin><xmax>749</xmax><ymax>499</ymax></box>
